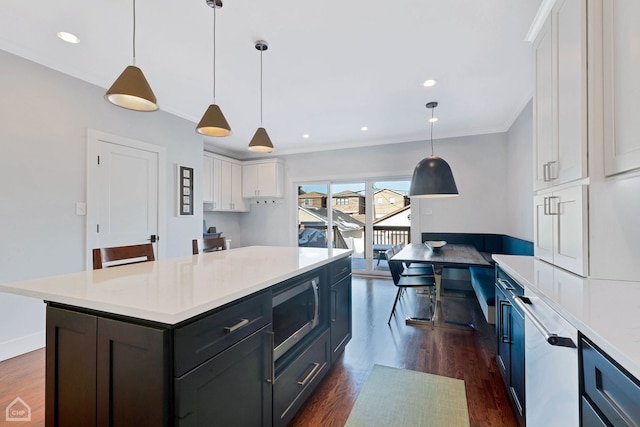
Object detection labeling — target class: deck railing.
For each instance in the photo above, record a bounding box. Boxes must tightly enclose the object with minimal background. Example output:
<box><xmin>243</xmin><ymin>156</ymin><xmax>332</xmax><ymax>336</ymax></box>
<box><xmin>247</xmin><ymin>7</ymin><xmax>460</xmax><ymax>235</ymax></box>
<box><xmin>372</xmin><ymin>226</ymin><xmax>411</xmax><ymax>246</ymax></box>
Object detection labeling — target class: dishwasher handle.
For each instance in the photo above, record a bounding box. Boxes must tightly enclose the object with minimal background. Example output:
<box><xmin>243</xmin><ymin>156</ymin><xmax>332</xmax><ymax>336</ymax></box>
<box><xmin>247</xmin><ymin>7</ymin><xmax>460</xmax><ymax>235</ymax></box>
<box><xmin>514</xmin><ymin>296</ymin><xmax>576</xmax><ymax>348</ymax></box>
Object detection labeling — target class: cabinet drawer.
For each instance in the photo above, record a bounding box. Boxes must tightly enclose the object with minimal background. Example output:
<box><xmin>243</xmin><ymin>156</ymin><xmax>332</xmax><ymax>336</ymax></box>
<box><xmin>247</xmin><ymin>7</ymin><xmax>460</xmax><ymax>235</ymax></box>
<box><xmin>174</xmin><ymin>291</ymin><xmax>271</xmax><ymax>376</ymax></box>
<box><xmin>274</xmin><ymin>329</ymin><xmax>330</xmax><ymax>427</ymax></box>
<box><xmin>330</xmin><ymin>257</ymin><xmax>351</xmax><ymax>283</ymax></box>
<box><xmin>581</xmin><ymin>338</ymin><xmax>640</xmax><ymax>425</ymax></box>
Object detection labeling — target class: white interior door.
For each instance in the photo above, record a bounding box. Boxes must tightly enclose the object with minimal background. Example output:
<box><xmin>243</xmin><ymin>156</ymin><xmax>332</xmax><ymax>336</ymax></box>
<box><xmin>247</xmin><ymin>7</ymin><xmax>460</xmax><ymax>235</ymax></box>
<box><xmin>86</xmin><ymin>130</ymin><xmax>166</xmax><ymax>269</ymax></box>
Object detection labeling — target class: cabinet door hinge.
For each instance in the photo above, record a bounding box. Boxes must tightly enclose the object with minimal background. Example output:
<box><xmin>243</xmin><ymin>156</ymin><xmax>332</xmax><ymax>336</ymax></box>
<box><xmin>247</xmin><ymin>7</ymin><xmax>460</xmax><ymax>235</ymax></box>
<box><xmin>96</xmin><ymin>224</ymin><xmax>100</xmax><ymax>233</ymax></box>
<box><xmin>97</xmin><ymin>155</ymin><xmax>100</xmax><ymax>165</ymax></box>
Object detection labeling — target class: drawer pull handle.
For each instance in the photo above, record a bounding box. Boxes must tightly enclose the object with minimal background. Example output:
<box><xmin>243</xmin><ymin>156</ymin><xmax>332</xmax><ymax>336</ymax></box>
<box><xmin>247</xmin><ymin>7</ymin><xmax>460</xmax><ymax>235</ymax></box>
<box><xmin>297</xmin><ymin>362</ymin><xmax>321</xmax><ymax>386</ymax></box>
<box><xmin>224</xmin><ymin>318</ymin><xmax>249</xmax><ymax>333</ymax></box>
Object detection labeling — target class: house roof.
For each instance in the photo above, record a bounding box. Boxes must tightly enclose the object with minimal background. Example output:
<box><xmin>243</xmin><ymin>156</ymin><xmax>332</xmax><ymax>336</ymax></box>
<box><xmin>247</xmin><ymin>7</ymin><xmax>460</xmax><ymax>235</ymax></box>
<box><xmin>299</xmin><ymin>207</ymin><xmax>364</xmax><ymax>231</ymax></box>
<box><xmin>333</xmin><ymin>190</ymin><xmax>364</xmax><ymax>198</ymax></box>
<box><xmin>374</xmin><ymin>205</ymin><xmax>411</xmax><ymax>225</ymax></box>
<box><xmin>298</xmin><ymin>191</ymin><xmax>327</xmax><ymax>199</ymax></box>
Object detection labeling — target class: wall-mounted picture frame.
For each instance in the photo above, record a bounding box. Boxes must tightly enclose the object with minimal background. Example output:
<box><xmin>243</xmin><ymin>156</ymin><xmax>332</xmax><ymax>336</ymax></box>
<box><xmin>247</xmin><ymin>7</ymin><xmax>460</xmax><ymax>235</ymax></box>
<box><xmin>177</xmin><ymin>165</ymin><xmax>194</xmax><ymax>216</ymax></box>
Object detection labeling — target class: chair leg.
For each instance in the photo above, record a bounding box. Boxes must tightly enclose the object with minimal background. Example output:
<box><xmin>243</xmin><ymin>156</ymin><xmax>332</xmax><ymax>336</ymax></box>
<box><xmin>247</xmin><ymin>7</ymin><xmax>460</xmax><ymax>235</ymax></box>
<box><xmin>388</xmin><ymin>287</ymin><xmax>403</xmax><ymax>324</ymax></box>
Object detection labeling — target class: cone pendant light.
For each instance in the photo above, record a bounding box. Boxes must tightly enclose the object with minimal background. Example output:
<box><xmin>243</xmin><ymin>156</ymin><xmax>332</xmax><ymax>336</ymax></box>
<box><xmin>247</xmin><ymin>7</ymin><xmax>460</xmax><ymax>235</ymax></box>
<box><xmin>248</xmin><ymin>40</ymin><xmax>274</xmax><ymax>152</ymax></box>
<box><xmin>105</xmin><ymin>0</ymin><xmax>158</xmax><ymax>112</ymax></box>
<box><xmin>196</xmin><ymin>0</ymin><xmax>231</xmax><ymax>137</ymax></box>
<box><xmin>409</xmin><ymin>102</ymin><xmax>459</xmax><ymax>198</ymax></box>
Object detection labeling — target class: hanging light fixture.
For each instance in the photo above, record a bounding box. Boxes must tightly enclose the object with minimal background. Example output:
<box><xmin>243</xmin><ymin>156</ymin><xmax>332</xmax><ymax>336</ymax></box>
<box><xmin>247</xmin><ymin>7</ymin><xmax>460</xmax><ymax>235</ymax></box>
<box><xmin>248</xmin><ymin>40</ymin><xmax>274</xmax><ymax>152</ymax></box>
<box><xmin>105</xmin><ymin>0</ymin><xmax>158</xmax><ymax>112</ymax></box>
<box><xmin>409</xmin><ymin>102</ymin><xmax>459</xmax><ymax>198</ymax></box>
<box><xmin>196</xmin><ymin>0</ymin><xmax>231</xmax><ymax>136</ymax></box>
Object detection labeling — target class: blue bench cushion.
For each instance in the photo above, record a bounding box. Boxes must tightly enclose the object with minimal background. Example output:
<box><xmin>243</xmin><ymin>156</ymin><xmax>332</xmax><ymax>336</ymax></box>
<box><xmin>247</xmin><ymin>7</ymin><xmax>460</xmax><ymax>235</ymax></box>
<box><xmin>469</xmin><ymin>267</ymin><xmax>495</xmax><ymax>306</ymax></box>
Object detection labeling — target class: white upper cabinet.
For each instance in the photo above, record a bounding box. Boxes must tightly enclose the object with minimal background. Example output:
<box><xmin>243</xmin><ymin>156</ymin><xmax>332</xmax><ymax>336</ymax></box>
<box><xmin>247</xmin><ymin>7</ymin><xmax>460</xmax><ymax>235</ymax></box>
<box><xmin>203</xmin><ymin>153</ymin><xmax>247</xmax><ymax>212</ymax></box>
<box><xmin>602</xmin><ymin>0</ymin><xmax>640</xmax><ymax>176</ymax></box>
<box><xmin>242</xmin><ymin>160</ymin><xmax>284</xmax><ymax>198</ymax></box>
<box><xmin>533</xmin><ymin>0</ymin><xmax>588</xmax><ymax>190</ymax></box>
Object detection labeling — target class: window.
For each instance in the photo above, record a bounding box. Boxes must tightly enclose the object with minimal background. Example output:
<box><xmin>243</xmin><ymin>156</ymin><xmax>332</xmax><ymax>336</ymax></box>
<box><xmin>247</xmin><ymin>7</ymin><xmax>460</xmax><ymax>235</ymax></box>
<box><xmin>301</xmin><ymin>199</ymin><xmax>313</xmax><ymax>206</ymax></box>
<box><xmin>377</xmin><ymin>197</ymin><xmax>382</xmax><ymax>204</ymax></box>
<box><xmin>390</xmin><ymin>197</ymin><xmax>396</xmax><ymax>204</ymax></box>
<box><xmin>336</xmin><ymin>198</ymin><xmax>348</xmax><ymax>205</ymax></box>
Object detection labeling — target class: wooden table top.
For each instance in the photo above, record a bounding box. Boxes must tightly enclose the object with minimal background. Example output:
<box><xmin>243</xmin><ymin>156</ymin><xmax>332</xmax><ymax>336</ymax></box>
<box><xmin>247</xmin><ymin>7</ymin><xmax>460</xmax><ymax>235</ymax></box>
<box><xmin>391</xmin><ymin>243</ymin><xmax>490</xmax><ymax>267</ymax></box>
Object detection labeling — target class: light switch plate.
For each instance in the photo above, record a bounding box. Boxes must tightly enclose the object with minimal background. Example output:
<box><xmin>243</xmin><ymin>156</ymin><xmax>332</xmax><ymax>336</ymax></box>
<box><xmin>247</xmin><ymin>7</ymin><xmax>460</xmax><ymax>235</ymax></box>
<box><xmin>75</xmin><ymin>202</ymin><xmax>87</xmax><ymax>216</ymax></box>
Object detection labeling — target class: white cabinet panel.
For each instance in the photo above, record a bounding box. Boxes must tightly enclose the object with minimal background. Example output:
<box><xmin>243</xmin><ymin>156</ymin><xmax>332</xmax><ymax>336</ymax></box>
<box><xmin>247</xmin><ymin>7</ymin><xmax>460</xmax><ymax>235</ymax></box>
<box><xmin>533</xmin><ymin>0</ymin><xmax>587</xmax><ymax>190</ymax></box>
<box><xmin>602</xmin><ymin>0</ymin><xmax>640</xmax><ymax>176</ymax></box>
<box><xmin>203</xmin><ymin>155</ymin><xmax>214</xmax><ymax>204</ymax></box>
<box><xmin>533</xmin><ymin>185</ymin><xmax>588</xmax><ymax>276</ymax></box>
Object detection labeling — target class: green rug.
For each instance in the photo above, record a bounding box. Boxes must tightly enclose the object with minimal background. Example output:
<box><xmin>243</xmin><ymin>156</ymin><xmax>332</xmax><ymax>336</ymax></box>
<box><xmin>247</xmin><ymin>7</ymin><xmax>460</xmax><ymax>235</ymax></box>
<box><xmin>345</xmin><ymin>365</ymin><xmax>470</xmax><ymax>427</ymax></box>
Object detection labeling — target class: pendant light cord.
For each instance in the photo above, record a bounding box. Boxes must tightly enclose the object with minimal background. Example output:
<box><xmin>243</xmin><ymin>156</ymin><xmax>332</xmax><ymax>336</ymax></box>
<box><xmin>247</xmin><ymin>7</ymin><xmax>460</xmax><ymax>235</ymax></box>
<box><xmin>132</xmin><ymin>0</ymin><xmax>137</xmax><ymax>66</ymax></box>
<box><xmin>212</xmin><ymin>7</ymin><xmax>217</xmax><ymax>104</ymax></box>
<box><xmin>260</xmin><ymin>48</ymin><xmax>263</xmax><ymax>126</ymax></box>
<box><xmin>430</xmin><ymin>105</ymin><xmax>435</xmax><ymax>156</ymax></box>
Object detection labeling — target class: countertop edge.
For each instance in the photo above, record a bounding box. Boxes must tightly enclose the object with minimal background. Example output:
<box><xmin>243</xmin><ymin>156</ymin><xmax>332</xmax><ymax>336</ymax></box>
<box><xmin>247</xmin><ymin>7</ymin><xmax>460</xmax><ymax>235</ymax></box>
<box><xmin>0</xmin><ymin>247</ymin><xmax>352</xmax><ymax>326</ymax></box>
<box><xmin>493</xmin><ymin>254</ymin><xmax>640</xmax><ymax>381</ymax></box>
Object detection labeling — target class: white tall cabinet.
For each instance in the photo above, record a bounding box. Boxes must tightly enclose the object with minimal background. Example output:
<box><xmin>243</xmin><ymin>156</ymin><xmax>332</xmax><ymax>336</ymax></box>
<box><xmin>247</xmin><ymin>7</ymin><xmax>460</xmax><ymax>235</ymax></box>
<box><xmin>531</xmin><ymin>0</ymin><xmax>640</xmax><ymax>281</ymax></box>
<box><xmin>532</xmin><ymin>0</ymin><xmax>588</xmax><ymax>276</ymax></box>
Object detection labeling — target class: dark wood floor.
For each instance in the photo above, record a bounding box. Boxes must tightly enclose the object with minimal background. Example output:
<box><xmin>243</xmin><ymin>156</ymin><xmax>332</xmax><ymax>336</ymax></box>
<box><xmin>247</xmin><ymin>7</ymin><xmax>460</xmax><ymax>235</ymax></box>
<box><xmin>288</xmin><ymin>276</ymin><xmax>518</xmax><ymax>427</ymax></box>
<box><xmin>0</xmin><ymin>276</ymin><xmax>517</xmax><ymax>427</ymax></box>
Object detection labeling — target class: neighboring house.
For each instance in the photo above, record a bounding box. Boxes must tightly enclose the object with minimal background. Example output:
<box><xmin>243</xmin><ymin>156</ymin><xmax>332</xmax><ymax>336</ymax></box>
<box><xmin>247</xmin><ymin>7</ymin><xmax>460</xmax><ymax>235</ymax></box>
<box><xmin>373</xmin><ymin>189</ymin><xmax>408</xmax><ymax>219</ymax></box>
<box><xmin>298</xmin><ymin>191</ymin><xmax>327</xmax><ymax>208</ymax></box>
<box><xmin>298</xmin><ymin>206</ymin><xmax>364</xmax><ymax>255</ymax></box>
<box><xmin>332</xmin><ymin>190</ymin><xmax>365</xmax><ymax>217</ymax></box>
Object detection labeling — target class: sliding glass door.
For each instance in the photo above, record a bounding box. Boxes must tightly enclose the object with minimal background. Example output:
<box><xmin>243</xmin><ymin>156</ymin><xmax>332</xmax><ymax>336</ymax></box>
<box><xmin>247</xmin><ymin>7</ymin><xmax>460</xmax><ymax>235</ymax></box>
<box><xmin>296</xmin><ymin>178</ymin><xmax>411</xmax><ymax>275</ymax></box>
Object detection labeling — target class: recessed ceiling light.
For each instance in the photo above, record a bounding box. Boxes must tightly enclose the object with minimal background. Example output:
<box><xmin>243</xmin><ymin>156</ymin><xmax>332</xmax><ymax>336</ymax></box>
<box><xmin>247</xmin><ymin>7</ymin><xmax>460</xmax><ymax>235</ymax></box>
<box><xmin>303</xmin><ymin>134</ymin><xmax>310</xmax><ymax>139</ymax></box>
<box><xmin>57</xmin><ymin>31</ymin><xmax>80</xmax><ymax>44</ymax></box>
<box><xmin>361</xmin><ymin>126</ymin><xmax>368</xmax><ymax>131</ymax></box>
<box><xmin>422</xmin><ymin>79</ymin><xmax>437</xmax><ymax>87</ymax></box>
<box><xmin>429</xmin><ymin>117</ymin><xmax>439</xmax><ymax>123</ymax></box>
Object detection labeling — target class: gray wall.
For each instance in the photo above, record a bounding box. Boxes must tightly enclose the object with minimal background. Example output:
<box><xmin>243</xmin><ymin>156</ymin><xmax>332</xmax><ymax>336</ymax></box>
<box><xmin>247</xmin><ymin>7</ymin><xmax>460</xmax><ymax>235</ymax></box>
<box><xmin>0</xmin><ymin>50</ymin><xmax>203</xmax><ymax>360</ymax></box>
<box><xmin>506</xmin><ymin>100</ymin><xmax>534</xmax><ymax>241</ymax></box>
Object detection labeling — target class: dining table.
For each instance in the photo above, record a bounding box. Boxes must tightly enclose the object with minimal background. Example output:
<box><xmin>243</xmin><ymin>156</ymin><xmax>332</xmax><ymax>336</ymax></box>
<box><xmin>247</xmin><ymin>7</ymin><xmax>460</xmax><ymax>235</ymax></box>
<box><xmin>390</xmin><ymin>243</ymin><xmax>491</xmax><ymax>331</ymax></box>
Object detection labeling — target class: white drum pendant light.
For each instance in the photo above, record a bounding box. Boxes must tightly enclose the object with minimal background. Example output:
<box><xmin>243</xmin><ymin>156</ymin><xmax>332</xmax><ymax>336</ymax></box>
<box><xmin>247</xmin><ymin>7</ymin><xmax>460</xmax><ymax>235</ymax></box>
<box><xmin>409</xmin><ymin>102</ymin><xmax>459</xmax><ymax>198</ymax></box>
<box><xmin>248</xmin><ymin>40</ymin><xmax>274</xmax><ymax>152</ymax></box>
<box><xmin>105</xmin><ymin>0</ymin><xmax>158</xmax><ymax>112</ymax></box>
<box><xmin>196</xmin><ymin>0</ymin><xmax>231</xmax><ymax>136</ymax></box>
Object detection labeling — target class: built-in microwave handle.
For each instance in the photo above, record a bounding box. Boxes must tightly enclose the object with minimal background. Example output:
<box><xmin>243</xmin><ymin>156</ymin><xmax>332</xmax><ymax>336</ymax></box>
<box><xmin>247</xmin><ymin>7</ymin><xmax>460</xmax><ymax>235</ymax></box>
<box><xmin>311</xmin><ymin>280</ymin><xmax>319</xmax><ymax>328</ymax></box>
<box><xmin>514</xmin><ymin>296</ymin><xmax>576</xmax><ymax>348</ymax></box>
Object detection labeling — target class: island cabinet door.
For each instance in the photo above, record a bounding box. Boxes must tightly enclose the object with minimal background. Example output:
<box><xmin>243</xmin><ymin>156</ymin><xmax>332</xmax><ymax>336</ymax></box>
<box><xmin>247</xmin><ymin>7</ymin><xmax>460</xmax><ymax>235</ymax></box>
<box><xmin>174</xmin><ymin>325</ymin><xmax>273</xmax><ymax>427</ymax></box>
<box><xmin>96</xmin><ymin>317</ymin><xmax>169</xmax><ymax>427</ymax></box>
<box><xmin>46</xmin><ymin>306</ymin><xmax>170</xmax><ymax>427</ymax></box>
<box><xmin>46</xmin><ymin>306</ymin><xmax>97</xmax><ymax>427</ymax></box>
<box><xmin>330</xmin><ymin>274</ymin><xmax>352</xmax><ymax>364</ymax></box>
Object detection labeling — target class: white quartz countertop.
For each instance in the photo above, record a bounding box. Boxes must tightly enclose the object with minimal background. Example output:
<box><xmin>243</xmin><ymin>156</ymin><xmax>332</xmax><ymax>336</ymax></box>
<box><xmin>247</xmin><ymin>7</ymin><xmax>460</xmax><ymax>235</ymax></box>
<box><xmin>0</xmin><ymin>246</ymin><xmax>351</xmax><ymax>325</ymax></box>
<box><xmin>493</xmin><ymin>255</ymin><xmax>640</xmax><ymax>380</ymax></box>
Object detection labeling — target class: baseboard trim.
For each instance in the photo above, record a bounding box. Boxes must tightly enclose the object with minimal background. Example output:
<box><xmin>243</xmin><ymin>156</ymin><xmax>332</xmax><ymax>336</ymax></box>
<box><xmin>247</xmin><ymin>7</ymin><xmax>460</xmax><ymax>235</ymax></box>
<box><xmin>0</xmin><ymin>331</ymin><xmax>45</xmax><ymax>362</ymax></box>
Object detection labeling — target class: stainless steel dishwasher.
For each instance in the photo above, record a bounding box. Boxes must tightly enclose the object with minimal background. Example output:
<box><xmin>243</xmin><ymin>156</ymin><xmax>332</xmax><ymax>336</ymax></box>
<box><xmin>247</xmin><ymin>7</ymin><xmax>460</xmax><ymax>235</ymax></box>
<box><xmin>514</xmin><ymin>294</ymin><xmax>579</xmax><ymax>427</ymax></box>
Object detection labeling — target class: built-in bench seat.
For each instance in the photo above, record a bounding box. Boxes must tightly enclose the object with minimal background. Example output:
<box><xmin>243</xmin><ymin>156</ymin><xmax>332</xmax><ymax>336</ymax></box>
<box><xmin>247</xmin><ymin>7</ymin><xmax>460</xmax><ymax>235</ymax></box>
<box><xmin>422</xmin><ymin>232</ymin><xmax>533</xmax><ymax>324</ymax></box>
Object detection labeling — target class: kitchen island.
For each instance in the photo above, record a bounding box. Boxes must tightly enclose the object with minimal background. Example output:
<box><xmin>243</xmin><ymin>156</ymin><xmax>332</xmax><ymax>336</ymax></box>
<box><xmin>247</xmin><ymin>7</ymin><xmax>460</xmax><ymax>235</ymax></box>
<box><xmin>0</xmin><ymin>246</ymin><xmax>352</xmax><ymax>426</ymax></box>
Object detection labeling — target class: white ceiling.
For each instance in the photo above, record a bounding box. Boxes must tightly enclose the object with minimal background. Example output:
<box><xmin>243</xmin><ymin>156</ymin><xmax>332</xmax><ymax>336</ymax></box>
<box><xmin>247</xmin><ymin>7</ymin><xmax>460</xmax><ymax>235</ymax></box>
<box><xmin>0</xmin><ymin>0</ymin><xmax>541</xmax><ymax>158</ymax></box>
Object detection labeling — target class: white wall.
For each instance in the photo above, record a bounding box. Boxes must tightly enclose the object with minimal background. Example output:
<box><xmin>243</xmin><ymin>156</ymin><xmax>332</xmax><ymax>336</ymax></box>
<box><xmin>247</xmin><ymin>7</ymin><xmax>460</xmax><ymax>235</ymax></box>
<box><xmin>238</xmin><ymin>132</ymin><xmax>515</xmax><ymax>247</ymax></box>
<box><xmin>0</xmin><ymin>50</ymin><xmax>204</xmax><ymax>360</ymax></box>
<box><xmin>203</xmin><ymin>211</ymin><xmax>244</xmax><ymax>249</ymax></box>
<box><xmin>505</xmin><ymin>100</ymin><xmax>534</xmax><ymax>241</ymax></box>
